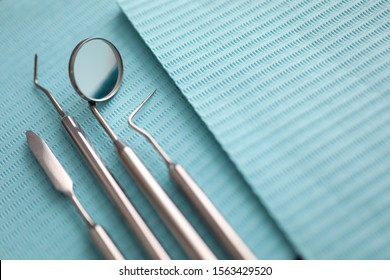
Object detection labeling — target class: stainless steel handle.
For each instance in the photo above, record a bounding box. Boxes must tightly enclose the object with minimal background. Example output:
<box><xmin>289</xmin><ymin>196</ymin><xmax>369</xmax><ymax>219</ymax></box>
<box><xmin>89</xmin><ymin>224</ymin><xmax>125</xmax><ymax>260</ymax></box>
<box><xmin>170</xmin><ymin>164</ymin><xmax>257</xmax><ymax>260</ymax></box>
<box><xmin>114</xmin><ymin>139</ymin><xmax>216</xmax><ymax>260</ymax></box>
<box><xmin>61</xmin><ymin>115</ymin><xmax>170</xmax><ymax>260</ymax></box>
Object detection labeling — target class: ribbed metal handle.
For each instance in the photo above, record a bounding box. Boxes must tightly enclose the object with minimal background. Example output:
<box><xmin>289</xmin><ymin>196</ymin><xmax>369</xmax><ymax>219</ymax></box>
<box><xmin>61</xmin><ymin>115</ymin><xmax>170</xmax><ymax>260</ymax></box>
<box><xmin>115</xmin><ymin>139</ymin><xmax>216</xmax><ymax>260</ymax></box>
<box><xmin>170</xmin><ymin>164</ymin><xmax>257</xmax><ymax>260</ymax></box>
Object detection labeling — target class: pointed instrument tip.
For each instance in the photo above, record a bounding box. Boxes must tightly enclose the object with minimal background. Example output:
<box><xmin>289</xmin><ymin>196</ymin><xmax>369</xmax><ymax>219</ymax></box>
<box><xmin>26</xmin><ymin>130</ymin><xmax>34</xmax><ymax>137</ymax></box>
<box><xmin>26</xmin><ymin>130</ymin><xmax>37</xmax><ymax>145</ymax></box>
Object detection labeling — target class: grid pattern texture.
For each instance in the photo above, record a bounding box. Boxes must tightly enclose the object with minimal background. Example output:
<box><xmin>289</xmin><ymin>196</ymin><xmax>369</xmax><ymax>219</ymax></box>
<box><xmin>0</xmin><ymin>0</ymin><xmax>295</xmax><ymax>259</ymax></box>
<box><xmin>117</xmin><ymin>0</ymin><xmax>390</xmax><ymax>259</ymax></box>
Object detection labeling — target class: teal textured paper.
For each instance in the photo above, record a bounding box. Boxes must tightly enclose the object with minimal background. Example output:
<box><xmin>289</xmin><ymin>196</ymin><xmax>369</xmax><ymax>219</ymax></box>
<box><xmin>117</xmin><ymin>0</ymin><xmax>390</xmax><ymax>259</ymax></box>
<box><xmin>0</xmin><ymin>0</ymin><xmax>295</xmax><ymax>259</ymax></box>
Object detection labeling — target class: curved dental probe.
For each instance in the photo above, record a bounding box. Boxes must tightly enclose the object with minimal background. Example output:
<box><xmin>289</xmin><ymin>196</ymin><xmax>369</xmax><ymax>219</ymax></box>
<box><xmin>34</xmin><ymin>54</ymin><xmax>66</xmax><ymax>117</ymax></box>
<box><xmin>128</xmin><ymin>89</ymin><xmax>173</xmax><ymax>166</ymax></box>
<box><xmin>128</xmin><ymin>90</ymin><xmax>258</xmax><ymax>260</ymax></box>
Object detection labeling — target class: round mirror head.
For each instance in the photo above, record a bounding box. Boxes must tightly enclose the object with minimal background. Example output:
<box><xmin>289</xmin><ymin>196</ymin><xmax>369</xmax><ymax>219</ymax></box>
<box><xmin>69</xmin><ymin>38</ymin><xmax>123</xmax><ymax>102</ymax></box>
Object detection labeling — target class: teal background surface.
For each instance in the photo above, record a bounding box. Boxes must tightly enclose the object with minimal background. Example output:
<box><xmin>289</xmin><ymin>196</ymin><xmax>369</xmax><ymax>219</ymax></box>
<box><xmin>0</xmin><ymin>0</ymin><xmax>294</xmax><ymax>259</ymax></box>
<box><xmin>118</xmin><ymin>0</ymin><xmax>390</xmax><ymax>259</ymax></box>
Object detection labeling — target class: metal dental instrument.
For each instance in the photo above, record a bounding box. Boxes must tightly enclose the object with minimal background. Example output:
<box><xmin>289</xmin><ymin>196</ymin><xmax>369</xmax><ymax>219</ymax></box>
<box><xmin>34</xmin><ymin>55</ymin><xmax>170</xmax><ymax>260</ymax></box>
<box><xmin>129</xmin><ymin>90</ymin><xmax>257</xmax><ymax>260</ymax></box>
<box><xmin>26</xmin><ymin>130</ymin><xmax>125</xmax><ymax>260</ymax></box>
<box><xmin>68</xmin><ymin>37</ymin><xmax>216</xmax><ymax>260</ymax></box>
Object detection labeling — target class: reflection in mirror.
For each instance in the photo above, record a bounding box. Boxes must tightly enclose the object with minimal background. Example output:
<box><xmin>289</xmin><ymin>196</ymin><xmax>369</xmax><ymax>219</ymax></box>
<box><xmin>70</xmin><ymin>38</ymin><xmax>122</xmax><ymax>101</ymax></box>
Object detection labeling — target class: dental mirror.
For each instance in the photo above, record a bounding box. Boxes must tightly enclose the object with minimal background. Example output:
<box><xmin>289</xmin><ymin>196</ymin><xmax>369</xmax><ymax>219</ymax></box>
<box><xmin>68</xmin><ymin>38</ymin><xmax>217</xmax><ymax>260</ymax></box>
<box><xmin>67</xmin><ymin>38</ymin><xmax>170</xmax><ymax>259</ymax></box>
<box><xmin>69</xmin><ymin>37</ymin><xmax>123</xmax><ymax>102</ymax></box>
<box><xmin>69</xmin><ymin>37</ymin><xmax>124</xmax><ymax>141</ymax></box>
